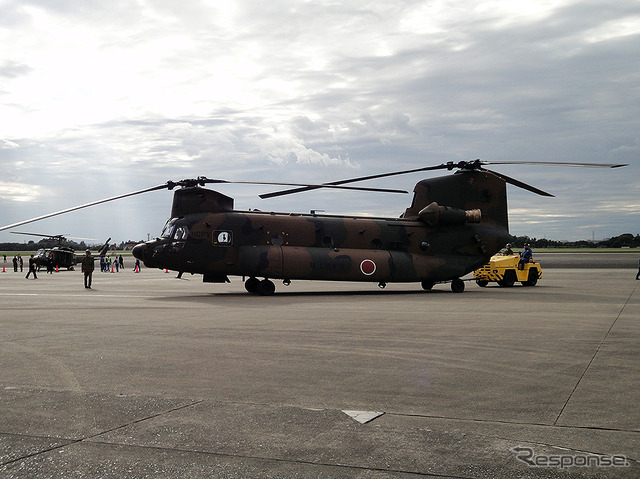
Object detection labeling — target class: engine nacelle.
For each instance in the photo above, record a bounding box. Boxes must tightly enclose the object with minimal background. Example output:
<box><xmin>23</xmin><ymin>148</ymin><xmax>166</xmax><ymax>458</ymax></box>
<box><xmin>418</xmin><ymin>202</ymin><xmax>481</xmax><ymax>226</ymax></box>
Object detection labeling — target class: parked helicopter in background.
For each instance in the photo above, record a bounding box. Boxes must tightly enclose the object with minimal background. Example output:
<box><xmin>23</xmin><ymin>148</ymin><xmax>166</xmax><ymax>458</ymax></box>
<box><xmin>10</xmin><ymin>232</ymin><xmax>112</xmax><ymax>270</ymax></box>
<box><xmin>0</xmin><ymin>160</ymin><xmax>625</xmax><ymax>293</ymax></box>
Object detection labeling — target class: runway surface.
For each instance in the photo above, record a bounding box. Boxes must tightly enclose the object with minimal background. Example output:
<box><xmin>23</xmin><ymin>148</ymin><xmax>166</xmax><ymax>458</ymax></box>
<box><xmin>0</xmin><ymin>257</ymin><xmax>638</xmax><ymax>478</ymax></box>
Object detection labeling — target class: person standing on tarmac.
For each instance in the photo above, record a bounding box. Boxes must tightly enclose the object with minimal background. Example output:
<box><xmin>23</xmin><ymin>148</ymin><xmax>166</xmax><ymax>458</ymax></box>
<box><xmin>81</xmin><ymin>250</ymin><xmax>95</xmax><ymax>289</ymax></box>
<box><xmin>25</xmin><ymin>255</ymin><xmax>37</xmax><ymax>279</ymax></box>
<box><xmin>636</xmin><ymin>257</ymin><xmax>640</xmax><ymax>280</ymax></box>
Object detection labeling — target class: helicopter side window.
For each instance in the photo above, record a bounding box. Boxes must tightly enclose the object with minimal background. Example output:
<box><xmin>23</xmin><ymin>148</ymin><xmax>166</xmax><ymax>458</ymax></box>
<box><xmin>174</xmin><ymin>226</ymin><xmax>189</xmax><ymax>241</ymax></box>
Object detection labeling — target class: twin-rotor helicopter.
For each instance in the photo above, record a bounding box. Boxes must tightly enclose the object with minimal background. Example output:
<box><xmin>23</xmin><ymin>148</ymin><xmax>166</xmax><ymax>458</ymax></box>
<box><xmin>0</xmin><ymin>160</ymin><xmax>625</xmax><ymax>294</ymax></box>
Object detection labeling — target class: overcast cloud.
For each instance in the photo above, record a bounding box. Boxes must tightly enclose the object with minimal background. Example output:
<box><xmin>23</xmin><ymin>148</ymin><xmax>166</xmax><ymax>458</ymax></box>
<box><xmin>1</xmin><ymin>0</ymin><xmax>638</xmax><ymax>244</ymax></box>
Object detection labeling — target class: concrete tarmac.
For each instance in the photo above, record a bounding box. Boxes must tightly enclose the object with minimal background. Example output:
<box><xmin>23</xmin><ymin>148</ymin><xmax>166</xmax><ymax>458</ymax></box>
<box><xmin>0</xmin><ymin>258</ymin><xmax>638</xmax><ymax>478</ymax></box>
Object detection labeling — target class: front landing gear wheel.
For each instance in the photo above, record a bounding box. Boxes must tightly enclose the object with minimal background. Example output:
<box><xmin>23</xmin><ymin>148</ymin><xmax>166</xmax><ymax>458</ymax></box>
<box><xmin>257</xmin><ymin>279</ymin><xmax>276</xmax><ymax>296</ymax></box>
<box><xmin>245</xmin><ymin>277</ymin><xmax>259</xmax><ymax>294</ymax></box>
<box><xmin>451</xmin><ymin>278</ymin><xmax>465</xmax><ymax>293</ymax></box>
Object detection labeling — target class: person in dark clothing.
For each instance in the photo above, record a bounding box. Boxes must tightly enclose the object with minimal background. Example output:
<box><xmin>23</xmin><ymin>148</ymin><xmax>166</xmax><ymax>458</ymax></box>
<box><xmin>518</xmin><ymin>244</ymin><xmax>533</xmax><ymax>270</ymax></box>
<box><xmin>12</xmin><ymin>256</ymin><xmax>18</xmax><ymax>272</ymax></box>
<box><xmin>25</xmin><ymin>255</ymin><xmax>37</xmax><ymax>279</ymax></box>
<box><xmin>81</xmin><ymin>250</ymin><xmax>95</xmax><ymax>289</ymax></box>
<box><xmin>636</xmin><ymin>257</ymin><xmax>640</xmax><ymax>280</ymax></box>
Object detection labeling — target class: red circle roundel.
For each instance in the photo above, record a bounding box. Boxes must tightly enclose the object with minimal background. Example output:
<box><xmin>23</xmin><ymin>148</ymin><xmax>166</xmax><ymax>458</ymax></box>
<box><xmin>360</xmin><ymin>259</ymin><xmax>376</xmax><ymax>276</ymax></box>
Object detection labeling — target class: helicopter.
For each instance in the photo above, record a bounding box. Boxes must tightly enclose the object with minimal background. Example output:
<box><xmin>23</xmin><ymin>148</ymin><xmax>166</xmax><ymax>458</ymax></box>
<box><xmin>0</xmin><ymin>160</ymin><xmax>625</xmax><ymax>294</ymax></box>
<box><xmin>9</xmin><ymin>232</ymin><xmax>112</xmax><ymax>270</ymax></box>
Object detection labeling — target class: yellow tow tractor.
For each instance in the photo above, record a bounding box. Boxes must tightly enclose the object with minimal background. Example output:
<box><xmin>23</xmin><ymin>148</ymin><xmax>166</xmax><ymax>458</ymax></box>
<box><xmin>474</xmin><ymin>253</ymin><xmax>542</xmax><ymax>287</ymax></box>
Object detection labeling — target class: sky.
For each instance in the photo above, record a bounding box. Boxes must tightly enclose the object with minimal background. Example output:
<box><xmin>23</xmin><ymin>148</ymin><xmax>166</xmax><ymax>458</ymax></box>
<box><xmin>1</xmin><ymin>0</ymin><xmax>639</xmax><ymax>245</ymax></box>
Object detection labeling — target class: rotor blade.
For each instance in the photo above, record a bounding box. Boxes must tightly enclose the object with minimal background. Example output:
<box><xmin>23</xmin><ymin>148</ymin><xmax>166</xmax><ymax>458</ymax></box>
<box><xmin>0</xmin><ymin>183</ymin><xmax>169</xmax><ymax>232</ymax></box>
<box><xmin>222</xmin><ymin>181</ymin><xmax>408</xmax><ymax>195</ymax></box>
<box><xmin>479</xmin><ymin>161</ymin><xmax>628</xmax><ymax>168</ymax></box>
<box><xmin>485</xmin><ymin>169</ymin><xmax>555</xmax><ymax>197</ymax></box>
<box><xmin>10</xmin><ymin>232</ymin><xmax>69</xmax><ymax>238</ymax></box>
<box><xmin>259</xmin><ymin>164</ymin><xmax>451</xmax><ymax>199</ymax></box>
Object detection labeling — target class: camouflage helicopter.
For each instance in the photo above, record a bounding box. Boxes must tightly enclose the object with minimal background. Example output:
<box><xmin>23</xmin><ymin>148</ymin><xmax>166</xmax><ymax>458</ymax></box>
<box><xmin>0</xmin><ymin>160</ymin><xmax>625</xmax><ymax>294</ymax></box>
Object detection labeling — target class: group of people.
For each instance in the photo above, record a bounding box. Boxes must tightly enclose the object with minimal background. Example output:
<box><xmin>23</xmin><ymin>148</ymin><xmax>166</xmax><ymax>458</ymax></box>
<box><xmin>3</xmin><ymin>251</ymin><xmax>140</xmax><ymax>289</ymax></box>
<box><xmin>502</xmin><ymin>243</ymin><xmax>534</xmax><ymax>270</ymax></box>
<box><xmin>10</xmin><ymin>254</ymin><xmax>24</xmax><ymax>273</ymax></box>
<box><xmin>99</xmin><ymin>255</ymin><xmax>124</xmax><ymax>273</ymax></box>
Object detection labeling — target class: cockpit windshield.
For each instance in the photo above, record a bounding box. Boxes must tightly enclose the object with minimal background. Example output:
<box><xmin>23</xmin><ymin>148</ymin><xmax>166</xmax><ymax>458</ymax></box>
<box><xmin>161</xmin><ymin>219</ymin><xmax>177</xmax><ymax>238</ymax></box>
<box><xmin>160</xmin><ymin>219</ymin><xmax>189</xmax><ymax>241</ymax></box>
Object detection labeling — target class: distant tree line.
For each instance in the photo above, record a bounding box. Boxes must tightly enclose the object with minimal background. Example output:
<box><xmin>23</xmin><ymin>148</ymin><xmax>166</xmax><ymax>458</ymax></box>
<box><xmin>511</xmin><ymin>233</ymin><xmax>640</xmax><ymax>249</ymax></box>
<box><xmin>3</xmin><ymin>233</ymin><xmax>639</xmax><ymax>253</ymax></box>
<box><xmin>0</xmin><ymin>239</ymin><xmax>142</xmax><ymax>252</ymax></box>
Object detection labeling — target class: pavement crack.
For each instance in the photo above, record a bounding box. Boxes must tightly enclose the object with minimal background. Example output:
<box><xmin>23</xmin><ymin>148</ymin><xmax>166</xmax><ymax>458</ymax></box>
<box><xmin>0</xmin><ymin>400</ymin><xmax>204</xmax><ymax>469</ymax></box>
<box><xmin>554</xmin><ymin>287</ymin><xmax>636</xmax><ymax>425</ymax></box>
<box><xmin>65</xmin><ymin>440</ymin><xmax>475</xmax><ymax>479</ymax></box>
<box><xmin>83</xmin><ymin>399</ymin><xmax>205</xmax><ymax>442</ymax></box>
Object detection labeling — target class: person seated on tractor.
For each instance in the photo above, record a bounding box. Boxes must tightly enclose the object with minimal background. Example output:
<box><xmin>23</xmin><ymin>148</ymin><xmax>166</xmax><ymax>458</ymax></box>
<box><xmin>518</xmin><ymin>244</ymin><xmax>533</xmax><ymax>270</ymax></box>
<box><xmin>503</xmin><ymin>243</ymin><xmax>514</xmax><ymax>255</ymax></box>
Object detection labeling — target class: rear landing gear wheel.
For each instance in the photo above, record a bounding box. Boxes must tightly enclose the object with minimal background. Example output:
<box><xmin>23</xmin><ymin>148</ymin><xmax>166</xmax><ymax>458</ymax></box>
<box><xmin>476</xmin><ymin>280</ymin><xmax>489</xmax><ymax>287</ymax></box>
<box><xmin>451</xmin><ymin>278</ymin><xmax>465</xmax><ymax>293</ymax></box>
<box><xmin>421</xmin><ymin>281</ymin><xmax>434</xmax><ymax>291</ymax></box>
<box><xmin>257</xmin><ymin>279</ymin><xmax>276</xmax><ymax>296</ymax></box>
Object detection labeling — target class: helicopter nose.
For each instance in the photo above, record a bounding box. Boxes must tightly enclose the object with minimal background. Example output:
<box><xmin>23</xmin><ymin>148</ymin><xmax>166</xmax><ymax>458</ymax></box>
<box><xmin>132</xmin><ymin>242</ymin><xmax>147</xmax><ymax>261</ymax></box>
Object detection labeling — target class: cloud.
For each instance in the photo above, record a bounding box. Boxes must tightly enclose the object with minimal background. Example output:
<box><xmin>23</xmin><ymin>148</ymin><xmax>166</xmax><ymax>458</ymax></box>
<box><xmin>0</xmin><ymin>0</ymin><xmax>638</xmax><ymax>242</ymax></box>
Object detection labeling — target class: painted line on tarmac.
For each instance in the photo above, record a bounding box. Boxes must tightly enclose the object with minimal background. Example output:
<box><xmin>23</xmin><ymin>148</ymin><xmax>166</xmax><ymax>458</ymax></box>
<box><xmin>0</xmin><ymin>293</ymin><xmax>157</xmax><ymax>298</ymax></box>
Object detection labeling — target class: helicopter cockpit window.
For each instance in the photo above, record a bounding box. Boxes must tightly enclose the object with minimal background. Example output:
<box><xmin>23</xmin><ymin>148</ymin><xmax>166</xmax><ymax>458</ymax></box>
<box><xmin>168</xmin><ymin>225</ymin><xmax>189</xmax><ymax>253</ymax></box>
<box><xmin>161</xmin><ymin>220</ymin><xmax>177</xmax><ymax>238</ymax></box>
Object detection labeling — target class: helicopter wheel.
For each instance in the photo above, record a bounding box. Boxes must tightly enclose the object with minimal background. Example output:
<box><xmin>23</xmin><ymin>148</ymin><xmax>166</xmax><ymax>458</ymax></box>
<box><xmin>257</xmin><ymin>279</ymin><xmax>276</xmax><ymax>296</ymax></box>
<box><xmin>421</xmin><ymin>281</ymin><xmax>434</xmax><ymax>291</ymax></box>
<box><xmin>244</xmin><ymin>277</ymin><xmax>259</xmax><ymax>294</ymax></box>
<box><xmin>451</xmin><ymin>278</ymin><xmax>465</xmax><ymax>293</ymax></box>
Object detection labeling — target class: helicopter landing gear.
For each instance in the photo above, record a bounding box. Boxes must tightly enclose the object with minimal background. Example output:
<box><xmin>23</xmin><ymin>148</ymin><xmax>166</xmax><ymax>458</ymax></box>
<box><xmin>257</xmin><ymin>279</ymin><xmax>276</xmax><ymax>296</ymax></box>
<box><xmin>244</xmin><ymin>277</ymin><xmax>259</xmax><ymax>293</ymax></box>
<box><xmin>244</xmin><ymin>277</ymin><xmax>276</xmax><ymax>295</ymax></box>
<box><xmin>421</xmin><ymin>281</ymin><xmax>434</xmax><ymax>291</ymax></box>
<box><xmin>451</xmin><ymin>278</ymin><xmax>465</xmax><ymax>293</ymax></box>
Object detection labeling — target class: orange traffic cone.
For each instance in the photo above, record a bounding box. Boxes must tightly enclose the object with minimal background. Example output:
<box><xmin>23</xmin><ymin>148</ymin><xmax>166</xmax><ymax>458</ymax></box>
<box><xmin>111</xmin><ymin>265</ymin><xmax>115</xmax><ymax>273</ymax></box>
<box><xmin>55</xmin><ymin>265</ymin><xmax>59</xmax><ymax>272</ymax></box>
<box><xmin>165</xmin><ymin>269</ymin><xmax>169</xmax><ymax>273</ymax></box>
<box><xmin>2</xmin><ymin>264</ymin><xmax>5</xmax><ymax>273</ymax></box>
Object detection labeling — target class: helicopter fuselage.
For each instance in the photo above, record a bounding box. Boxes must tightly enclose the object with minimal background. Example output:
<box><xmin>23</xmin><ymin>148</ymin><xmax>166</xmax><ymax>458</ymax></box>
<box><xmin>132</xmin><ymin>207</ymin><xmax>511</xmax><ymax>288</ymax></box>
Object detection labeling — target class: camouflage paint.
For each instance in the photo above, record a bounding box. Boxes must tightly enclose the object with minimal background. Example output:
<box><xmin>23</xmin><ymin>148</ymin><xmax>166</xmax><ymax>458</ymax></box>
<box><xmin>133</xmin><ymin>170</ymin><xmax>513</xmax><ymax>287</ymax></box>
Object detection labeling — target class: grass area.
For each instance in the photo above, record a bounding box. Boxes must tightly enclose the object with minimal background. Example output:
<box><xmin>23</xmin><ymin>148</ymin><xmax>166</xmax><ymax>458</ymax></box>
<box><xmin>535</xmin><ymin>248</ymin><xmax>639</xmax><ymax>253</ymax></box>
<box><xmin>1</xmin><ymin>251</ymin><xmax>134</xmax><ymax>257</ymax></box>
